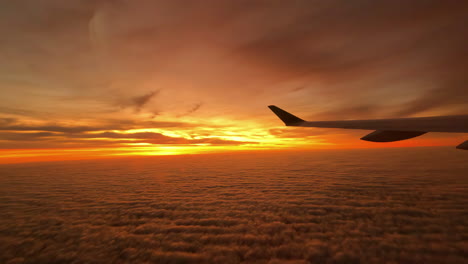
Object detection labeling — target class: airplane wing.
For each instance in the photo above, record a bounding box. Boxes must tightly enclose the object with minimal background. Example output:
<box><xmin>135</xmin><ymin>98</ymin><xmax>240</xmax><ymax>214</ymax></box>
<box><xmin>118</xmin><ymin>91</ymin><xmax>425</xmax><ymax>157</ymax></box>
<box><xmin>268</xmin><ymin>105</ymin><xmax>468</xmax><ymax>150</ymax></box>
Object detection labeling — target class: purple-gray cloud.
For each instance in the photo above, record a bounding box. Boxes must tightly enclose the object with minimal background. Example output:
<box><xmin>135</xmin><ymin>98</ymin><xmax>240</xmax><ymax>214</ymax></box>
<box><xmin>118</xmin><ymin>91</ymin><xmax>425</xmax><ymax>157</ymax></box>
<box><xmin>126</xmin><ymin>90</ymin><xmax>160</xmax><ymax>113</ymax></box>
<box><xmin>0</xmin><ymin>129</ymin><xmax>255</xmax><ymax>148</ymax></box>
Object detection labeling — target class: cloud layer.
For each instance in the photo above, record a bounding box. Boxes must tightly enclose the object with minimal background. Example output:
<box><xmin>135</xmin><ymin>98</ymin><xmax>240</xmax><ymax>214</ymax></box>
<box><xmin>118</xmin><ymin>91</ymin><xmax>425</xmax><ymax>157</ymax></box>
<box><xmin>0</xmin><ymin>148</ymin><xmax>466</xmax><ymax>263</ymax></box>
<box><xmin>0</xmin><ymin>0</ymin><xmax>467</xmax><ymax>154</ymax></box>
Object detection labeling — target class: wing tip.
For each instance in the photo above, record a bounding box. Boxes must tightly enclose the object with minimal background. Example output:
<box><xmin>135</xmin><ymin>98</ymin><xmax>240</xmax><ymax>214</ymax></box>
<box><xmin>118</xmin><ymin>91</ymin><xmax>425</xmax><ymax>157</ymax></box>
<box><xmin>268</xmin><ymin>105</ymin><xmax>305</xmax><ymax>126</ymax></box>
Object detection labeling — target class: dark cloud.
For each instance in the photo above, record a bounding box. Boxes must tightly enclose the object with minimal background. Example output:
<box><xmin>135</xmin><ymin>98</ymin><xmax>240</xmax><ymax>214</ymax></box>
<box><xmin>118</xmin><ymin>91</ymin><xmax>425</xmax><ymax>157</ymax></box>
<box><xmin>0</xmin><ymin>125</ymin><xmax>104</xmax><ymax>133</ymax></box>
<box><xmin>129</xmin><ymin>90</ymin><xmax>160</xmax><ymax>112</ymax></box>
<box><xmin>0</xmin><ymin>132</ymin><xmax>56</xmax><ymax>141</ymax></box>
<box><xmin>0</xmin><ymin>130</ymin><xmax>255</xmax><ymax>148</ymax></box>
<box><xmin>0</xmin><ymin>118</ymin><xmax>16</xmax><ymax>126</ymax></box>
<box><xmin>115</xmin><ymin>90</ymin><xmax>160</xmax><ymax>113</ymax></box>
<box><xmin>0</xmin><ymin>118</ymin><xmax>196</xmax><ymax>133</ymax></box>
<box><xmin>0</xmin><ymin>116</ymin><xmax>253</xmax><ymax>148</ymax></box>
<box><xmin>186</xmin><ymin>103</ymin><xmax>203</xmax><ymax>115</ymax></box>
<box><xmin>177</xmin><ymin>103</ymin><xmax>204</xmax><ymax>117</ymax></box>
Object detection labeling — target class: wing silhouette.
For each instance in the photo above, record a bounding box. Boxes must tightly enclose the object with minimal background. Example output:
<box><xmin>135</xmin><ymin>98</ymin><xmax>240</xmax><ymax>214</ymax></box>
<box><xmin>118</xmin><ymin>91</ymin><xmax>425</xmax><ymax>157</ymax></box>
<box><xmin>268</xmin><ymin>105</ymin><xmax>468</xmax><ymax>150</ymax></box>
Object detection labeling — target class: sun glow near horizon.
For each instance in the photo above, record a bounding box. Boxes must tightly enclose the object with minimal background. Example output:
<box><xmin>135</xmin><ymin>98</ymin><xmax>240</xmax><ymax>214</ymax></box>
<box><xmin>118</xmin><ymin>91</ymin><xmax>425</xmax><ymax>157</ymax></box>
<box><xmin>1</xmin><ymin>106</ymin><xmax>465</xmax><ymax>164</ymax></box>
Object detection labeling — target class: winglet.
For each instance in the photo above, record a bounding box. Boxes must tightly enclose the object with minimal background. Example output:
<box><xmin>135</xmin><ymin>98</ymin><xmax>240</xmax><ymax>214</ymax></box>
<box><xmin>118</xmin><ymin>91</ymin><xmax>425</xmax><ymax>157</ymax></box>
<box><xmin>268</xmin><ymin>105</ymin><xmax>305</xmax><ymax>126</ymax></box>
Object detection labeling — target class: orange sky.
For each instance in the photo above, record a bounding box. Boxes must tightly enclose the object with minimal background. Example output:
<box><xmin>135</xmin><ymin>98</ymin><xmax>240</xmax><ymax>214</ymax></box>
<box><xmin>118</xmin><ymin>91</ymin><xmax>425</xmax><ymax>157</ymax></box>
<box><xmin>0</xmin><ymin>1</ymin><xmax>467</xmax><ymax>163</ymax></box>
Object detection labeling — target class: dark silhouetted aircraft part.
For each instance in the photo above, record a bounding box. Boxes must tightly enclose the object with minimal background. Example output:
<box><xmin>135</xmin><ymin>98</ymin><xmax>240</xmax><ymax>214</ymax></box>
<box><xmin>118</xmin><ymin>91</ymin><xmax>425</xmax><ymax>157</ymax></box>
<box><xmin>456</xmin><ymin>140</ymin><xmax>468</xmax><ymax>150</ymax></box>
<box><xmin>361</xmin><ymin>131</ymin><xmax>427</xmax><ymax>142</ymax></box>
<box><xmin>268</xmin><ymin>105</ymin><xmax>468</xmax><ymax>150</ymax></box>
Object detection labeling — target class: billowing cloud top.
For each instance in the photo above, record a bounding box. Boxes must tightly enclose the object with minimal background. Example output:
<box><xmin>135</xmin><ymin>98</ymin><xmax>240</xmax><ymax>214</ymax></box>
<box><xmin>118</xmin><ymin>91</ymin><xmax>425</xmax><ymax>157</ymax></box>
<box><xmin>0</xmin><ymin>0</ymin><xmax>467</xmax><ymax>161</ymax></box>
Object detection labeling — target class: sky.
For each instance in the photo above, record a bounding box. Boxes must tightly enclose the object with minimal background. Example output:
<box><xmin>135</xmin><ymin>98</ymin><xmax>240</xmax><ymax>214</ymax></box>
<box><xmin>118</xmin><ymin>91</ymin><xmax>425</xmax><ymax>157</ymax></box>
<box><xmin>0</xmin><ymin>0</ymin><xmax>467</xmax><ymax>162</ymax></box>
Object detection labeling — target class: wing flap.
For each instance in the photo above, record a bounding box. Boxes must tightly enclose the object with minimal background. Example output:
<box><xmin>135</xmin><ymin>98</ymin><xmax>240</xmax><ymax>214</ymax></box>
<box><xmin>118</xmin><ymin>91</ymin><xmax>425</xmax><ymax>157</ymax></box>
<box><xmin>361</xmin><ymin>130</ymin><xmax>427</xmax><ymax>142</ymax></box>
